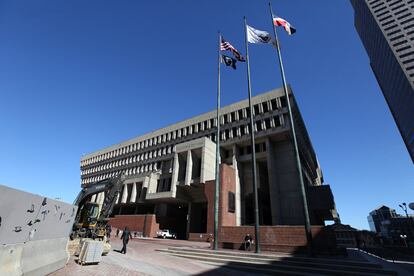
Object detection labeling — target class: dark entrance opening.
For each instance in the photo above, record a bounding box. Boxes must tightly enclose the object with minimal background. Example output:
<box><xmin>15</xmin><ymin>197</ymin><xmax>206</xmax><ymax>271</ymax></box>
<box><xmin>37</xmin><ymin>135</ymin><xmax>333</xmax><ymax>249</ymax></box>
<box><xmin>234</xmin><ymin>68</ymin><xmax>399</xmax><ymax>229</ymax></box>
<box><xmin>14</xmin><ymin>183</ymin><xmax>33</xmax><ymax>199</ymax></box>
<box><xmin>156</xmin><ymin>203</ymin><xmax>188</xmax><ymax>239</ymax></box>
<box><xmin>189</xmin><ymin>203</ymin><xmax>207</xmax><ymax>233</ymax></box>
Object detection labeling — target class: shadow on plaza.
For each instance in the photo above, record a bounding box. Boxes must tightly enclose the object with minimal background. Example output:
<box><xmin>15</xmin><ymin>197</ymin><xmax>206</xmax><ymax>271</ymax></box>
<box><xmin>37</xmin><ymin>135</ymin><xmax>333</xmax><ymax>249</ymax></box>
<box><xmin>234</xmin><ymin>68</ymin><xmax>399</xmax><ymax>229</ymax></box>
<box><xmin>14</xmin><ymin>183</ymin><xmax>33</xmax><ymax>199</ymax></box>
<box><xmin>193</xmin><ymin>230</ymin><xmax>343</xmax><ymax>276</ymax></box>
<box><xmin>192</xmin><ymin>230</ymin><xmax>414</xmax><ymax>276</ymax></box>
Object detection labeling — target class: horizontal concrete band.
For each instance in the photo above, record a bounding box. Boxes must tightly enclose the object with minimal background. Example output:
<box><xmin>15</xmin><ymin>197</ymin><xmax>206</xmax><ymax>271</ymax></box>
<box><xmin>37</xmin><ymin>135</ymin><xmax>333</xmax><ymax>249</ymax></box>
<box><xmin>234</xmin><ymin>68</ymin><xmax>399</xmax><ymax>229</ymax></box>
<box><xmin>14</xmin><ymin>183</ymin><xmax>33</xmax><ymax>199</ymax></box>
<box><xmin>0</xmin><ymin>237</ymin><xmax>69</xmax><ymax>276</ymax></box>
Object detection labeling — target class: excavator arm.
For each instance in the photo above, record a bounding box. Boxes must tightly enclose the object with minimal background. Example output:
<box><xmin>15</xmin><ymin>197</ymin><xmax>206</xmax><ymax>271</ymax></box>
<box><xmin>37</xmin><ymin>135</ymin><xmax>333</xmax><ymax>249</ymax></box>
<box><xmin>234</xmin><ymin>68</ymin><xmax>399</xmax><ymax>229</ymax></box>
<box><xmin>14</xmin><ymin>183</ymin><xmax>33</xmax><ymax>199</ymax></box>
<box><xmin>71</xmin><ymin>174</ymin><xmax>125</xmax><ymax>239</ymax></box>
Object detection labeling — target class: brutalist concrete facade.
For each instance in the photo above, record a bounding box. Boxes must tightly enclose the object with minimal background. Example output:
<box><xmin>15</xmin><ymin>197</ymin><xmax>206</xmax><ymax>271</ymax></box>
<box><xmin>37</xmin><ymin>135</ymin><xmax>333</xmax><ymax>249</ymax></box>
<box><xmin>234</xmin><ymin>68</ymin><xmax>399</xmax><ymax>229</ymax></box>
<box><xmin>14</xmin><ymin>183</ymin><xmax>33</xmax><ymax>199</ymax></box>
<box><xmin>80</xmin><ymin>87</ymin><xmax>338</xmax><ymax>238</ymax></box>
<box><xmin>350</xmin><ymin>0</ymin><xmax>414</xmax><ymax>163</ymax></box>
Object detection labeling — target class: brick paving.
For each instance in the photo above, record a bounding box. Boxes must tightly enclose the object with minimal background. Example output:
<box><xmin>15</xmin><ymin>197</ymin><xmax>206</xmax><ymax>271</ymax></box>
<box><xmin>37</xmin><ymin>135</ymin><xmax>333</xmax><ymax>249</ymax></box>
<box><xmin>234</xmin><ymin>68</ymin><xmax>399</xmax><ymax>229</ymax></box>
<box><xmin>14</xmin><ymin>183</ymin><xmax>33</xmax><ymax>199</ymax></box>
<box><xmin>50</xmin><ymin>237</ymin><xmax>244</xmax><ymax>276</ymax></box>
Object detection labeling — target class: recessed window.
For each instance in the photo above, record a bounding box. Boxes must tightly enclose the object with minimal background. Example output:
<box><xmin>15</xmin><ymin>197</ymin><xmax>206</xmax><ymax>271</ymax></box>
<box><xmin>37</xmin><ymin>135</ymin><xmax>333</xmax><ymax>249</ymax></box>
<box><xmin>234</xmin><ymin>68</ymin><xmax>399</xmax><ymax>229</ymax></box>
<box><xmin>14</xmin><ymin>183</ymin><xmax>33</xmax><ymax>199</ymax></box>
<box><xmin>228</xmin><ymin>192</ymin><xmax>235</xmax><ymax>213</ymax></box>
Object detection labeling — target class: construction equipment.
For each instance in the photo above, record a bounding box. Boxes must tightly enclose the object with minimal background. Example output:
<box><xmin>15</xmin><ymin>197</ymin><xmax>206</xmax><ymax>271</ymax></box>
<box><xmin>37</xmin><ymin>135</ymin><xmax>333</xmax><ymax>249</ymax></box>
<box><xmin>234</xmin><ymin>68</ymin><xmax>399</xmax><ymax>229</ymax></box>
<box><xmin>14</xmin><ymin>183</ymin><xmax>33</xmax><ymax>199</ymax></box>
<box><xmin>70</xmin><ymin>175</ymin><xmax>125</xmax><ymax>240</ymax></box>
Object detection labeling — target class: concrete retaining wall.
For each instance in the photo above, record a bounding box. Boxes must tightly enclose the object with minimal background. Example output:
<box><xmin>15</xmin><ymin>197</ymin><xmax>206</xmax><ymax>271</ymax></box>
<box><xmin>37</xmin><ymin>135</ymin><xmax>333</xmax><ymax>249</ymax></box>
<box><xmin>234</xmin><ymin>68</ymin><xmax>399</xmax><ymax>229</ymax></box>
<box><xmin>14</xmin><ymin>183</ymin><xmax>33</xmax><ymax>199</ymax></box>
<box><xmin>0</xmin><ymin>184</ymin><xmax>77</xmax><ymax>276</ymax></box>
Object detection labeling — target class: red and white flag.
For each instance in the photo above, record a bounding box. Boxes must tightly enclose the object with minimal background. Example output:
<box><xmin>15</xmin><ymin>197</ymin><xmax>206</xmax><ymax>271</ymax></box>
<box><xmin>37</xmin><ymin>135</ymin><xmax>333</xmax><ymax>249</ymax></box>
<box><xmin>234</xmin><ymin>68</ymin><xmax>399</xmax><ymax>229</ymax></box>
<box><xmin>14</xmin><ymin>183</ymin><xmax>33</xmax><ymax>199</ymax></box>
<box><xmin>273</xmin><ymin>17</ymin><xmax>296</xmax><ymax>35</ymax></box>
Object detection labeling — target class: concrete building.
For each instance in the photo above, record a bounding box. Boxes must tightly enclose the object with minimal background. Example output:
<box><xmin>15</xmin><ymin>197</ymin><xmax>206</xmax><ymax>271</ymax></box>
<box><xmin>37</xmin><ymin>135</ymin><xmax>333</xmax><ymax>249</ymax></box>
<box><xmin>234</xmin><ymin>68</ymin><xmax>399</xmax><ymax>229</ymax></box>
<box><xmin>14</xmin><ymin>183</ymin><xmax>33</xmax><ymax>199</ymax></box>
<box><xmin>80</xmin><ymin>87</ymin><xmax>338</xmax><ymax>240</ymax></box>
<box><xmin>350</xmin><ymin>0</ymin><xmax>414</xmax><ymax>163</ymax></box>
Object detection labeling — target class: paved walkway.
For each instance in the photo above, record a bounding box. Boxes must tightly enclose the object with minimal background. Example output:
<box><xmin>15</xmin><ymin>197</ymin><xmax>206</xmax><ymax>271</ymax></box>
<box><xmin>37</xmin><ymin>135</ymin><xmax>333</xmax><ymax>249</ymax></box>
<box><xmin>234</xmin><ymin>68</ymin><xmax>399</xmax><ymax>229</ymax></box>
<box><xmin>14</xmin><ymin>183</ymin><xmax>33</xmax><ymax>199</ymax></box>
<box><xmin>51</xmin><ymin>238</ymin><xmax>248</xmax><ymax>276</ymax></box>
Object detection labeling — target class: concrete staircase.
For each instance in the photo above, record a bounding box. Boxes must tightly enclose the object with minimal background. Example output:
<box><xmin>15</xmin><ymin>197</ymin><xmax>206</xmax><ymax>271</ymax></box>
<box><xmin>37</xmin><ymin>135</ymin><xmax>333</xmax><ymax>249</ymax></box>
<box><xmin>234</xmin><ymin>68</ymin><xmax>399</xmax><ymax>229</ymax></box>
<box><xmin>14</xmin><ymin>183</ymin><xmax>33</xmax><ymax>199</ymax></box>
<box><xmin>157</xmin><ymin>247</ymin><xmax>398</xmax><ymax>275</ymax></box>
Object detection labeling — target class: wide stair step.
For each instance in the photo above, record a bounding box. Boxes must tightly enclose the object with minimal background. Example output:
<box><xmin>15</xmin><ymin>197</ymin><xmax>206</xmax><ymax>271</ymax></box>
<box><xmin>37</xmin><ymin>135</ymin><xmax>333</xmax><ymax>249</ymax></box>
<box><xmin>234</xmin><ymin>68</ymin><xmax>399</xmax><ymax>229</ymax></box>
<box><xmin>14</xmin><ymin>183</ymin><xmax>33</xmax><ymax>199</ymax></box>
<box><xmin>157</xmin><ymin>247</ymin><xmax>398</xmax><ymax>276</ymax></box>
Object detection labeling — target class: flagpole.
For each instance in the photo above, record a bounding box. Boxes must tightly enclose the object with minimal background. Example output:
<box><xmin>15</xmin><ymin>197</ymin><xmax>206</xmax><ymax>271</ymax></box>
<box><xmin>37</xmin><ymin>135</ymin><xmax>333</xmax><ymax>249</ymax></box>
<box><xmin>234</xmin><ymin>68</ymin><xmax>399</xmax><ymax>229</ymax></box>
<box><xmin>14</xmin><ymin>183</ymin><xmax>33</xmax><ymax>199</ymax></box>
<box><xmin>268</xmin><ymin>2</ymin><xmax>313</xmax><ymax>256</ymax></box>
<box><xmin>244</xmin><ymin>16</ymin><xmax>261</xmax><ymax>254</ymax></box>
<box><xmin>213</xmin><ymin>31</ymin><xmax>221</xmax><ymax>251</ymax></box>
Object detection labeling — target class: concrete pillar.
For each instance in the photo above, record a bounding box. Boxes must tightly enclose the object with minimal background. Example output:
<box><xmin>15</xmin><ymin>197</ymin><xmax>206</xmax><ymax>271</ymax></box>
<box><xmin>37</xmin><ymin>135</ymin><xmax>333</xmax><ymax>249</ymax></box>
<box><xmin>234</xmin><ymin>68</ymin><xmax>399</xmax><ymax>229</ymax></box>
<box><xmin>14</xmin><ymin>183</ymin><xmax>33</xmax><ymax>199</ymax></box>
<box><xmin>185</xmin><ymin>150</ymin><xmax>193</xmax><ymax>186</ymax></box>
<box><xmin>95</xmin><ymin>192</ymin><xmax>101</xmax><ymax>204</ymax></box>
<box><xmin>99</xmin><ymin>192</ymin><xmax>105</xmax><ymax>205</ymax></box>
<box><xmin>171</xmin><ymin>153</ymin><xmax>179</xmax><ymax>188</ymax></box>
<box><xmin>266</xmin><ymin>138</ymin><xmax>281</xmax><ymax>224</ymax></box>
<box><xmin>232</xmin><ymin>145</ymin><xmax>242</xmax><ymax>226</ymax></box>
<box><xmin>130</xmin><ymin>183</ymin><xmax>137</xmax><ymax>203</ymax></box>
<box><xmin>121</xmin><ymin>184</ymin><xmax>128</xmax><ymax>204</ymax></box>
<box><xmin>91</xmin><ymin>194</ymin><xmax>96</xmax><ymax>203</ymax></box>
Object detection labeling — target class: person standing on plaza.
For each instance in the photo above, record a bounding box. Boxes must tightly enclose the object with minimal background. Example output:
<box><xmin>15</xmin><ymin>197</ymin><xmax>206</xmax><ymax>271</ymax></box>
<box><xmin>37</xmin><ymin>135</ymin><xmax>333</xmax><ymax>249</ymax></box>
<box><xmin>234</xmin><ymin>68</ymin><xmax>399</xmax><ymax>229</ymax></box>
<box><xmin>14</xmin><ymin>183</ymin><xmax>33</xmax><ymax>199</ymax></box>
<box><xmin>120</xmin><ymin>226</ymin><xmax>133</xmax><ymax>254</ymax></box>
<box><xmin>244</xmin><ymin>234</ymin><xmax>253</xmax><ymax>251</ymax></box>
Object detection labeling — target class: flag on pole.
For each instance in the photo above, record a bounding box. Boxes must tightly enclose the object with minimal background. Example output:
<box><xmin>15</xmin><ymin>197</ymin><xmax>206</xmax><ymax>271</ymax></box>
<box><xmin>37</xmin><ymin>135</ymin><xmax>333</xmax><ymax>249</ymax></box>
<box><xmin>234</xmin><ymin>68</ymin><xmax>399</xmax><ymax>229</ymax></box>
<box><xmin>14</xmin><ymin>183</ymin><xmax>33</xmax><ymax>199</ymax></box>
<box><xmin>273</xmin><ymin>16</ymin><xmax>296</xmax><ymax>35</ymax></box>
<box><xmin>246</xmin><ymin>25</ymin><xmax>272</xmax><ymax>44</ymax></box>
<box><xmin>220</xmin><ymin>37</ymin><xmax>245</xmax><ymax>61</ymax></box>
<box><xmin>222</xmin><ymin>55</ymin><xmax>237</xmax><ymax>70</ymax></box>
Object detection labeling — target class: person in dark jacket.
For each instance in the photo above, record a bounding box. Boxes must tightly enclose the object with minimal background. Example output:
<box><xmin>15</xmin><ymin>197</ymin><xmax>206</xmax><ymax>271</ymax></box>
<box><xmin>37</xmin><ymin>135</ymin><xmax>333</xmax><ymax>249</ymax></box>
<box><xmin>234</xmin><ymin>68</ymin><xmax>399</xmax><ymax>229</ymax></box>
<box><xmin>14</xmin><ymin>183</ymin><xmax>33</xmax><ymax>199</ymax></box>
<box><xmin>120</xmin><ymin>226</ymin><xmax>133</xmax><ymax>254</ymax></box>
<box><xmin>105</xmin><ymin>224</ymin><xmax>112</xmax><ymax>239</ymax></box>
<box><xmin>244</xmin><ymin>234</ymin><xmax>253</xmax><ymax>251</ymax></box>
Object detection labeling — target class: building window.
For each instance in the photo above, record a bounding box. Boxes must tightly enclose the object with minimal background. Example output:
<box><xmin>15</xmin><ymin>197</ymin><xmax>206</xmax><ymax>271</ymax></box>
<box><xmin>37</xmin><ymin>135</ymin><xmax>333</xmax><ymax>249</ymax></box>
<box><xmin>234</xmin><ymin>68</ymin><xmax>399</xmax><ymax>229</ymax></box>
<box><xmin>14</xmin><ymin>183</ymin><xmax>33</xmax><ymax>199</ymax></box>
<box><xmin>228</xmin><ymin>192</ymin><xmax>235</xmax><ymax>213</ymax></box>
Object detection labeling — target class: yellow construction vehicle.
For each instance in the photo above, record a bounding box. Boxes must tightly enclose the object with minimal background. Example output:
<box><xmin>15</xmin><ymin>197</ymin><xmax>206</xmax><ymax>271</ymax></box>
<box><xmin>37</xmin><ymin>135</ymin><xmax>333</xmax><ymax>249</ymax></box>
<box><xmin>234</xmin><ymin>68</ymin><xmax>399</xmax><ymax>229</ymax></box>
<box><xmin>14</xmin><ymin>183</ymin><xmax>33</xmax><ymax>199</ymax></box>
<box><xmin>70</xmin><ymin>175</ymin><xmax>125</xmax><ymax>240</ymax></box>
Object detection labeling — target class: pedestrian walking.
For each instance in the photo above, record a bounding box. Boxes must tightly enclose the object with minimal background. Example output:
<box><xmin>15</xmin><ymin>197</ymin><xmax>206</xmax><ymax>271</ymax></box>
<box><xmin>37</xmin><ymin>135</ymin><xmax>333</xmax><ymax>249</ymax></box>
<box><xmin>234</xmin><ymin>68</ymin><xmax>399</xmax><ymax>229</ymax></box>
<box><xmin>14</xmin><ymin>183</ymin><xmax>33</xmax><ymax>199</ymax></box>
<box><xmin>120</xmin><ymin>226</ymin><xmax>133</xmax><ymax>254</ymax></box>
<box><xmin>105</xmin><ymin>224</ymin><xmax>112</xmax><ymax>239</ymax></box>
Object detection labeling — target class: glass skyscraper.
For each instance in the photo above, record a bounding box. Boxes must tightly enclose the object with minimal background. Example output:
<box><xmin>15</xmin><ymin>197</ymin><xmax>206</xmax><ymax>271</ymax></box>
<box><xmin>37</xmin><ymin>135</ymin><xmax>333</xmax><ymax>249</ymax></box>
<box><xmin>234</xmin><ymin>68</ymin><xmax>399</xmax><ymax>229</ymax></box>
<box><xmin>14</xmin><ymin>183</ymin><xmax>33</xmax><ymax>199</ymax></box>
<box><xmin>350</xmin><ymin>0</ymin><xmax>414</xmax><ymax>163</ymax></box>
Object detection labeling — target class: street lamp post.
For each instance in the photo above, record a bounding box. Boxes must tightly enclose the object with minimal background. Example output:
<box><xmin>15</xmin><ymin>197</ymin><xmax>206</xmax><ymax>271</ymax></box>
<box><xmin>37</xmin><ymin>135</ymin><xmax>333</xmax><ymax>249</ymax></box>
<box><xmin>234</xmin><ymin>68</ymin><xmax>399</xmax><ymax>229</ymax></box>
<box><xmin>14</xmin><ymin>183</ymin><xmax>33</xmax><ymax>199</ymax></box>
<box><xmin>400</xmin><ymin>234</ymin><xmax>408</xmax><ymax>247</ymax></box>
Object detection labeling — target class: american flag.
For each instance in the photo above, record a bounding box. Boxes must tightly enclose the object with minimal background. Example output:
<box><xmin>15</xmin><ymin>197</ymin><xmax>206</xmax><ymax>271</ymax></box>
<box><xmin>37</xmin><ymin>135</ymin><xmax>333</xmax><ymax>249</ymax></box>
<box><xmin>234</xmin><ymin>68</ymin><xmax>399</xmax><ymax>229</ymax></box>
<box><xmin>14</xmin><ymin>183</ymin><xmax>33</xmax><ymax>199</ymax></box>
<box><xmin>220</xmin><ymin>38</ymin><xmax>245</xmax><ymax>62</ymax></box>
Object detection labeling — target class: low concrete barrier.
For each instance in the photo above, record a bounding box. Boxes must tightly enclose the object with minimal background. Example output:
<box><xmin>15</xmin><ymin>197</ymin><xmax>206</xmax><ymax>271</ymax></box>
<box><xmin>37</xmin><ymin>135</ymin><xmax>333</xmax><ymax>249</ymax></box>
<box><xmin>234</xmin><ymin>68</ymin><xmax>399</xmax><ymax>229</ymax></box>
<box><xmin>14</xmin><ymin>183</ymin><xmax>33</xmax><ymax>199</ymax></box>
<box><xmin>0</xmin><ymin>184</ymin><xmax>77</xmax><ymax>275</ymax></box>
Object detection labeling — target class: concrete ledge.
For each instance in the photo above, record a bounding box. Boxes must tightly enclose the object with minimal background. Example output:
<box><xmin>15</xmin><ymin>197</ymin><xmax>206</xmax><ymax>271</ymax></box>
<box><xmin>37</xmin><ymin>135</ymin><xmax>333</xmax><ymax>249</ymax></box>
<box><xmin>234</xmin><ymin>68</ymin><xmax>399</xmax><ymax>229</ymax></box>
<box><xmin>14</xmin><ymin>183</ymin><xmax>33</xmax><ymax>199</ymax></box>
<box><xmin>0</xmin><ymin>244</ymin><xmax>23</xmax><ymax>276</ymax></box>
<box><xmin>0</xmin><ymin>238</ymin><xmax>69</xmax><ymax>276</ymax></box>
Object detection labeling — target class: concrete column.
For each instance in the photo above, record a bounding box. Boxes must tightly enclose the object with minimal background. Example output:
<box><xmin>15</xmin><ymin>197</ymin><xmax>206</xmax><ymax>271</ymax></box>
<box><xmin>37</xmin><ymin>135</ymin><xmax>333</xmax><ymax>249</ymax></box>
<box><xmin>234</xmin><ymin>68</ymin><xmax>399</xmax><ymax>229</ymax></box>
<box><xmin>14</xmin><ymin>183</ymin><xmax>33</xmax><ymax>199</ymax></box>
<box><xmin>121</xmin><ymin>184</ymin><xmax>128</xmax><ymax>204</ymax></box>
<box><xmin>91</xmin><ymin>194</ymin><xmax>97</xmax><ymax>203</ymax></box>
<box><xmin>171</xmin><ymin>153</ymin><xmax>179</xmax><ymax>188</ymax></box>
<box><xmin>185</xmin><ymin>150</ymin><xmax>193</xmax><ymax>186</ymax></box>
<box><xmin>266</xmin><ymin>138</ymin><xmax>281</xmax><ymax>224</ymax></box>
<box><xmin>130</xmin><ymin>183</ymin><xmax>137</xmax><ymax>203</ymax></box>
<box><xmin>95</xmin><ymin>192</ymin><xmax>101</xmax><ymax>204</ymax></box>
<box><xmin>232</xmin><ymin>145</ymin><xmax>242</xmax><ymax>226</ymax></box>
<box><xmin>99</xmin><ymin>192</ymin><xmax>105</xmax><ymax>205</ymax></box>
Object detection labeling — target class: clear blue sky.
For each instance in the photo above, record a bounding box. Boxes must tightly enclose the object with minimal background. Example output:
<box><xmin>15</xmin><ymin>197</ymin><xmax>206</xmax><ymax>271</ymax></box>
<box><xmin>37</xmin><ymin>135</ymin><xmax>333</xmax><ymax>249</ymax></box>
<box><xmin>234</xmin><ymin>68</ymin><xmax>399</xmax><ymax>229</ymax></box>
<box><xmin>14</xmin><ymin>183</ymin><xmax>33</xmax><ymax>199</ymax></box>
<box><xmin>0</xmin><ymin>0</ymin><xmax>413</xmax><ymax>230</ymax></box>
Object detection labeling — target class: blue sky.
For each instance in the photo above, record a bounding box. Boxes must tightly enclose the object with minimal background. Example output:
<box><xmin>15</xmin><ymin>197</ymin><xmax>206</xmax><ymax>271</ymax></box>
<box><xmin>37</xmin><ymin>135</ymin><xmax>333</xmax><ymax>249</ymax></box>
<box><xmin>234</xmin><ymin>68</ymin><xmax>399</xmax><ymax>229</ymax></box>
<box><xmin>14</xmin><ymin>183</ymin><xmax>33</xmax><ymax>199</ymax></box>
<box><xmin>0</xmin><ymin>0</ymin><xmax>413</xmax><ymax>230</ymax></box>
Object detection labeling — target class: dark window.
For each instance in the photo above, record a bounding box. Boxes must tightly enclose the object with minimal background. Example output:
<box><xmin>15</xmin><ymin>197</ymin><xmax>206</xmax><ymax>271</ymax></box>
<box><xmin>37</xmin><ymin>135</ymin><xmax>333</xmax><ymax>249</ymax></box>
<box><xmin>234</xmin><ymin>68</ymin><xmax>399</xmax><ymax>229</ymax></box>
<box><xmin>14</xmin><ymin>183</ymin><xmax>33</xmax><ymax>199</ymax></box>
<box><xmin>232</xmin><ymin>127</ymin><xmax>237</xmax><ymax>138</ymax></box>
<box><xmin>228</xmin><ymin>192</ymin><xmax>235</xmax><ymax>213</ymax></box>
<box><xmin>271</xmin><ymin>99</ymin><xmax>277</xmax><ymax>110</ymax></box>
<box><xmin>231</xmin><ymin>112</ymin><xmax>236</xmax><ymax>122</ymax></box>
<box><xmin>390</xmin><ymin>34</ymin><xmax>404</xmax><ymax>41</ymax></box>
<box><xmin>256</xmin><ymin>121</ymin><xmax>263</xmax><ymax>131</ymax></box>
<box><xmin>265</xmin><ymin>118</ymin><xmax>271</xmax><ymax>129</ymax></box>
<box><xmin>274</xmin><ymin>116</ymin><xmax>281</xmax><ymax>127</ymax></box>
<box><xmin>253</xmin><ymin>104</ymin><xmax>260</xmax><ymax>115</ymax></box>
<box><xmin>280</xmin><ymin>96</ymin><xmax>287</xmax><ymax>108</ymax></box>
<box><xmin>241</xmin><ymin>126</ymin><xmax>246</xmax><ymax>135</ymax></box>
<box><xmin>238</xmin><ymin>109</ymin><xmax>243</xmax><ymax>119</ymax></box>
<box><xmin>263</xmin><ymin>102</ymin><xmax>269</xmax><ymax>113</ymax></box>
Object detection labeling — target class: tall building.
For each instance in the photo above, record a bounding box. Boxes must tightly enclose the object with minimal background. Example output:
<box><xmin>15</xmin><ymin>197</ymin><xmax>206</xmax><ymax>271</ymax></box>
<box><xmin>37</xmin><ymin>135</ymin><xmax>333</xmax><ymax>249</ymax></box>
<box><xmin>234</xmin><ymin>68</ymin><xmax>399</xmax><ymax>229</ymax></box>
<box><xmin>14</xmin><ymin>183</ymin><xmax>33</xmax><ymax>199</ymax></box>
<box><xmin>80</xmin><ymin>87</ymin><xmax>338</xmax><ymax>239</ymax></box>
<box><xmin>367</xmin><ymin>205</ymin><xmax>397</xmax><ymax>232</ymax></box>
<box><xmin>350</xmin><ymin>0</ymin><xmax>414</xmax><ymax>163</ymax></box>
<box><xmin>367</xmin><ymin>205</ymin><xmax>414</xmax><ymax>243</ymax></box>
